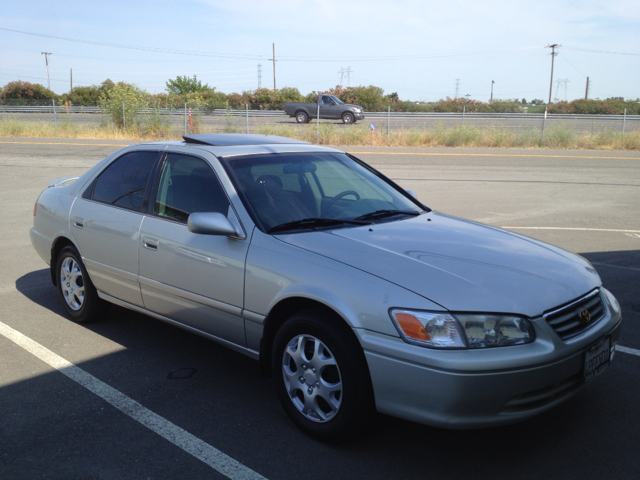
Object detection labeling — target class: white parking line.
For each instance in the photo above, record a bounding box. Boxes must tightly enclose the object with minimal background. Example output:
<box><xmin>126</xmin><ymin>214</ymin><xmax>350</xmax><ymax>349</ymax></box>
<box><xmin>501</xmin><ymin>227</ymin><xmax>640</xmax><ymax>234</ymax></box>
<box><xmin>591</xmin><ymin>262</ymin><xmax>640</xmax><ymax>273</ymax></box>
<box><xmin>0</xmin><ymin>321</ymin><xmax>266</xmax><ymax>480</ymax></box>
<box><xmin>616</xmin><ymin>345</ymin><xmax>640</xmax><ymax>357</ymax></box>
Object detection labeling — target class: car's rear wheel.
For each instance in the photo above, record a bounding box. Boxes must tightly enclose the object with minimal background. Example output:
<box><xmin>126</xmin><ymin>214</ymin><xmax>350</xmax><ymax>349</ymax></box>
<box><xmin>56</xmin><ymin>246</ymin><xmax>109</xmax><ymax>323</ymax></box>
<box><xmin>342</xmin><ymin>112</ymin><xmax>355</xmax><ymax>124</ymax></box>
<box><xmin>272</xmin><ymin>309</ymin><xmax>374</xmax><ymax>440</ymax></box>
<box><xmin>295</xmin><ymin>111</ymin><xmax>309</xmax><ymax>123</ymax></box>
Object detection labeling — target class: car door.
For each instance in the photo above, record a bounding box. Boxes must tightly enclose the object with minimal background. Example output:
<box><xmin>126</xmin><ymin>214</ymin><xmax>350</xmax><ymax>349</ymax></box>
<box><xmin>70</xmin><ymin>149</ymin><xmax>160</xmax><ymax>307</ymax></box>
<box><xmin>319</xmin><ymin>95</ymin><xmax>339</xmax><ymax>119</ymax></box>
<box><xmin>138</xmin><ymin>151</ymin><xmax>249</xmax><ymax>346</ymax></box>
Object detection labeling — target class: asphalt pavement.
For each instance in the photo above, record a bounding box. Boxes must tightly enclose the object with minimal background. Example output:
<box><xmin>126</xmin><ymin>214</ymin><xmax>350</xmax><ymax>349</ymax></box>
<box><xmin>1</xmin><ymin>138</ymin><xmax>639</xmax><ymax>479</ymax></box>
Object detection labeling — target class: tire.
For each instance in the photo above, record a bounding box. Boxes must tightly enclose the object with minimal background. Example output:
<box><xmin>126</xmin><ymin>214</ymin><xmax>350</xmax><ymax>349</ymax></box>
<box><xmin>272</xmin><ymin>308</ymin><xmax>375</xmax><ymax>440</ymax></box>
<box><xmin>56</xmin><ymin>246</ymin><xmax>110</xmax><ymax>323</ymax></box>
<box><xmin>341</xmin><ymin>112</ymin><xmax>355</xmax><ymax>124</ymax></box>
<box><xmin>295</xmin><ymin>111</ymin><xmax>309</xmax><ymax>123</ymax></box>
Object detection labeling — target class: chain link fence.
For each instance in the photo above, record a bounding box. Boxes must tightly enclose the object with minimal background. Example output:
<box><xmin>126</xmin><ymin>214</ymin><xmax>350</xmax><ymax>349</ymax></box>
<box><xmin>1</xmin><ymin>100</ymin><xmax>639</xmax><ymax>135</ymax></box>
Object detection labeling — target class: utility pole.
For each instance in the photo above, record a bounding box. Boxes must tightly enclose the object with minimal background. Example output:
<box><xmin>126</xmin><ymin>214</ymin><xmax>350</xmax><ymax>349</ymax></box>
<box><xmin>269</xmin><ymin>43</ymin><xmax>277</xmax><ymax>90</ymax></box>
<box><xmin>258</xmin><ymin>64</ymin><xmax>262</xmax><ymax>89</ymax></box>
<box><xmin>546</xmin><ymin>44</ymin><xmax>559</xmax><ymax>107</ymax></box>
<box><xmin>70</xmin><ymin>68</ymin><xmax>73</xmax><ymax>91</ymax></box>
<box><xmin>455</xmin><ymin>78</ymin><xmax>460</xmax><ymax>98</ymax></box>
<box><xmin>41</xmin><ymin>52</ymin><xmax>52</xmax><ymax>90</ymax></box>
<box><xmin>585</xmin><ymin>76</ymin><xmax>589</xmax><ymax>100</ymax></box>
<box><xmin>490</xmin><ymin>80</ymin><xmax>494</xmax><ymax>102</ymax></box>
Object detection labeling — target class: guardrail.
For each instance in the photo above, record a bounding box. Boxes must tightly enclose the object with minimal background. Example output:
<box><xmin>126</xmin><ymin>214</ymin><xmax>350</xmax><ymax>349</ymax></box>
<box><xmin>2</xmin><ymin>105</ymin><xmax>638</xmax><ymax>134</ymax></box>
<box><xmin>1</xmin><ymin>105</ymin><xmax>638</xmax><ymax>121</ymax></box>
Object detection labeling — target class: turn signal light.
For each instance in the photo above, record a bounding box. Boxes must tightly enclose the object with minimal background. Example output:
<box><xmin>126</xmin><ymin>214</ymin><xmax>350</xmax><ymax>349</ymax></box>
<box><xmin>395</xmin><ymin>313</ymin><xmax>430</xmax><ymax>341</ymax></box>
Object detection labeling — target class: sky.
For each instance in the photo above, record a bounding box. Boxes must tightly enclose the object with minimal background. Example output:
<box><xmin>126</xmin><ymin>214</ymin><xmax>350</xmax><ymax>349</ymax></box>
<box><xmin>1</xmin><ymin>0</ymin><xmax>639</xmax><ymax>102</ymax></box>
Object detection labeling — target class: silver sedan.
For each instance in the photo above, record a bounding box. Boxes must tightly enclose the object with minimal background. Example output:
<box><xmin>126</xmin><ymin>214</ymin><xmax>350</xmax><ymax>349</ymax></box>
<box><xmin>30</xmin><ymin>134</ymin><xmax>622</xmax><ymax>439</ymax></box>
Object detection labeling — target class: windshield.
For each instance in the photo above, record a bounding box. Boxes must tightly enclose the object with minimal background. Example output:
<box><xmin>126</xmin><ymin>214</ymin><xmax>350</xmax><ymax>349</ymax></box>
<box><xmin>226</xmin><ymin>152</ymin><xmax>423</xmax><ymax>232</ymax></box>
<box><xmin>330</xmin><ymin>96</ymin><xmax>344</xmax><ymax>104</ymax></box>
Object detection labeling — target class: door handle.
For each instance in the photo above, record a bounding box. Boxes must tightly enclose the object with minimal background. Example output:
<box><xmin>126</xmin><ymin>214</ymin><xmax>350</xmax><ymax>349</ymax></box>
<box><xmin>73</xmin><ymin>217</ymin><xmax>84</xmax><ymax>228</ymax></box>
<box><xmin>142</xmin><ymin>236</ymin><xmax>159</xmax><ymax>250</ymax></box>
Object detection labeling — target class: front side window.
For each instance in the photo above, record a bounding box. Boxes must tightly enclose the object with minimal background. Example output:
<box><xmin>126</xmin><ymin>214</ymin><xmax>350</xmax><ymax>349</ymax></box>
<box><xmin>92</xmin><ymin>151</ymin><xmax>158</xmax><ymax>212</ymax></box>
<box><xmin>155</xmin><ymin>153</ymin><xmax>230</xmax><ymax>223</ymax></box>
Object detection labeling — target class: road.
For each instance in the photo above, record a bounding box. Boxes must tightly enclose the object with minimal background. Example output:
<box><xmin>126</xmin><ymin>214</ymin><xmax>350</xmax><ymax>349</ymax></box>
<box><xmin>1</xmin><ymin>138</ymin><xmax>639</xmax><ymax>479</ymax></box>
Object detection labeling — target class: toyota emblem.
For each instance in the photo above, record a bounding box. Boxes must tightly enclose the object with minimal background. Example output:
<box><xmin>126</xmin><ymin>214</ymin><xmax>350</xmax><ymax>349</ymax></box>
<box><xmin>579</xmin><ymin>309</ymin><xmax>591</xmax><ymax>323</ymax></box>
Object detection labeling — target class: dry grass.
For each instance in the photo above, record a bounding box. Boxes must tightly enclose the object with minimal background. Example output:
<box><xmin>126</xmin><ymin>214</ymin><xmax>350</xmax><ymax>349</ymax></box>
<box><xmin>1</xmin><ymin>117</ymin><xmax>639</xmax><ymax>150</ymax></box>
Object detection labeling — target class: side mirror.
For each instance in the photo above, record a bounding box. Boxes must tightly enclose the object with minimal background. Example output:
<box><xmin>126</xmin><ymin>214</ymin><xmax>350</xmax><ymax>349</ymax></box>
<box><xmin>406</xmin><ymin>189</ymin><xmax>418</xmax><ymax>200</ymax></box>
<box><xmin>188</xmin><ymin>212</ymin><xmax>239</xmax><ymax>237</ymax></box>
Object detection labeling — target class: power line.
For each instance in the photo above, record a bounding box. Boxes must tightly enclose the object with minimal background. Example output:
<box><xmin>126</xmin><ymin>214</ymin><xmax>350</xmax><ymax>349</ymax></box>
<box><xmin>558</xmin><ymin>52</ymin><xmax>587</xmax><ymax>78</ymax></box>
<box><xmin>564</xmin><ymin>46</ymin><xmax>640</xmax><ymax>56</ymax></box>
<box><xmin>0</xmin><ymin>27</ymin><xmax>539</xmax><ymax>63</ymax></box>
<box><xmin>0</xmin><ymin>27</ymin><xmax>262</xmax><ymax>60</ymax></box>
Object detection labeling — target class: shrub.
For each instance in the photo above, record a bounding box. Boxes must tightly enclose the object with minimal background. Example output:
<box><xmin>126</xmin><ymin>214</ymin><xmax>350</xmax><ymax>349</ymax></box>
<box><xmin>61</xmin><ymin>80</ymin><xmax>114</xmax><ymax>106</ymax></box>
<box><xmin>1</xmin><ymin>81</ymin><xmax>58</xmax><ymax>104</ymax></box>
<box><xmin>99</xmin><ymin>82</ymin><xmax>148</xmax><ymax>129</ymax></box>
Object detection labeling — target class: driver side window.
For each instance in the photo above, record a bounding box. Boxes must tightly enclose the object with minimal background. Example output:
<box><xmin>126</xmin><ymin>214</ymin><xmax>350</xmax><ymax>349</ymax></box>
<box><xmin>155</xmin><ymin>153</ymin><xmax>230</xmax><ymax>223</ymax></box>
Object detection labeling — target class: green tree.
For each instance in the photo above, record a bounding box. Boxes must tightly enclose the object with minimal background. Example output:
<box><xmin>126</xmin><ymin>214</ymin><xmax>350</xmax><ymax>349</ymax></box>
<box><xmin>99</xmin><ymin>82</ymin><xmax>148</xmax><ymax>129</ymax></box>
<box><xmin>1</xmin><ymin>81</ymin><xmax>58</xmax><ymax>103</ymax></box>
<box><xmin>62</xmin><ymin>80</ymin><xmax>114</xmax><ymax>106</ymax></box>
<box><xmin>165</xmin><ymin>75</ymin><xmax>211</xmax><ymax>94</ymax></box>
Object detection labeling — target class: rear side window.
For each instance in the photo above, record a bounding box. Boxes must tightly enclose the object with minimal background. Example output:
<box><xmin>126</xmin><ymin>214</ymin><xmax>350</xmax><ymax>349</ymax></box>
<box><xmin>91</xmin><ymin>151</ymin><xmax>158</xmax><ymax>212</ymax></box>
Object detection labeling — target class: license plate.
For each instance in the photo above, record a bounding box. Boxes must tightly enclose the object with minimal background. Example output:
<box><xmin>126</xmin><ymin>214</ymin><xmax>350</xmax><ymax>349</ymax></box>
<box><xmin>584</xmin><ymin>336</ymin><xmax>611</xmax><ymax>382</ymax></box>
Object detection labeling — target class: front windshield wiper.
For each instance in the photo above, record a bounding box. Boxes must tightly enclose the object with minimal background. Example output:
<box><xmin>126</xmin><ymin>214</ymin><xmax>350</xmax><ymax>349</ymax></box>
<box><xmin>353</xmin><ymin>209</ymin><xmax>422</xmax><ymax>221</ymax></box>
<box><xmin>268</xmin><ymin>217</ymin><xmax>369</xmax><ymax>234</ymax></box>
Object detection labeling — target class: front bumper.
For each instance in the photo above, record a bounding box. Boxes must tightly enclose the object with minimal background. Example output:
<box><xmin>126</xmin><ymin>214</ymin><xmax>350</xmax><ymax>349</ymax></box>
<box><xmin>354</xmin><ymin>112</ymin><xmax>365</xmax><ymax>120</ymax></box>
<box><xmin>357</xmin><ymin>289</ymin><xmax>622</xmax><ymax>429</ymax></box>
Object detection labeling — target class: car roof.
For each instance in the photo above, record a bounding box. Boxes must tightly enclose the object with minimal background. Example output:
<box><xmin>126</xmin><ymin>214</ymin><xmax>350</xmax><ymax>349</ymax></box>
<box><xmin>138</xmin><ymin>134</ymin><xmax>340</xmax><ymax>158</ymax></box>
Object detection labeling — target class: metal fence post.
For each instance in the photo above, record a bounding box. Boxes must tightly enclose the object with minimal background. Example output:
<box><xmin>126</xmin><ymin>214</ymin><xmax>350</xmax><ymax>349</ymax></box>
<box><xmin>246</xmin><ymin>104</ymin><xmax>249</xmax><ymax>134</ymax></box>
<box><xmin>623</xmin><ymin>108</ymin><xmax>627</xmax><ymax>133</ymax></box>
<box><xmin>184</xmin><ymin>103</ymin><xmax>187</xmax><ymax>135</ymax></box>
<box><xmin>542</xmin><ymin>107</ymin><xmax>547</xmax><ymax>135</ymax></box>
<box><xmin>462</xmin><ymin>105</ymin><xmax>465</xmax><ymax>127</ymax></box>
<box><xmin>122</xmin><ymin>101</ymin><xmax>126</xmax><ymax>130</ymax></box>
<box><xmin>316</xmin><ymin>104</ymin><xmax>320</xmax><ymax>144</ymax></box>
<box><xmin>387</xmin><ymin>106</ymin><xmax>390</xmax><ymax>142</ymax></box>
<box><xmin>52</xmin><ymin>99</ymin><xmax>57</xmax><ymax>128</ymax></box>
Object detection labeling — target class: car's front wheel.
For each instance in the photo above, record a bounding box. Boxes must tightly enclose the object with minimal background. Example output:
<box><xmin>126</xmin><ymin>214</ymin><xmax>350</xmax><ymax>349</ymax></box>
<box><xmin>272</xmin><ymin>309</ymin><xmax>374</xmax><ymax>440</ymax></box>
<box><xmin>341</xmin><ymin>112</ymin><xmax>355</xmax><ymax>124</ymax></box>
<box><xmin>56</xmin><ymin>245</ymin><xmax>109</xmax><ymax>323</ymax></box>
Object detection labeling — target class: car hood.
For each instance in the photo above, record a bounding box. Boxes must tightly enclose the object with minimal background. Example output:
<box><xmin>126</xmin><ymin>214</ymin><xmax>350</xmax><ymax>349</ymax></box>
<box><xmin>276</xmin><ymin>213</ymin><xmax>600</xmax><ymax>317</ymax></box>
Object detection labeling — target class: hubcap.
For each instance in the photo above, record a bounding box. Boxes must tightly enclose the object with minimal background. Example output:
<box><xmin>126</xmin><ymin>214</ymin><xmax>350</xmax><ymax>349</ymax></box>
<box><xmin>282</xmin><ymin>334</ymin><xmax>343</xmax><ymax>423</ymax></box>
<box><xmin>60</xmin><ymin>257</ymin><xmax>85</xmax><ymax>311</ymax></box>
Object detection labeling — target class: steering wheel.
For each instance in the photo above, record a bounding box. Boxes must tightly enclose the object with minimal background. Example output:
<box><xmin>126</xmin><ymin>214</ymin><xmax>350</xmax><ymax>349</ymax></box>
<box><xmin>322</xmin><ymin>190</ymin><xmax>361</xmax><ymax>216</ymax></box>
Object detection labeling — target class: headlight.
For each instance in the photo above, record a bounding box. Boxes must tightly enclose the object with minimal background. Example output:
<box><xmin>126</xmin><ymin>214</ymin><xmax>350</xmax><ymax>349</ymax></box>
<box><xmin>353</xmin><ymin>108</ymin><xmax>361</xmax><ymax>113</ymax></box>
<box><xmin>390</xmin><ymin>309</ymin><xmax>534</xmax><ymax>349</ymax></box>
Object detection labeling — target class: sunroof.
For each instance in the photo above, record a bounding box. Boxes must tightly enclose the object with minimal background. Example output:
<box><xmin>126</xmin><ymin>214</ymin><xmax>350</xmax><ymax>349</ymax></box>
<box><xmin>183</xmin><ymin>134</ymin><xmax>310</xmax><ymax>146</ymax></box>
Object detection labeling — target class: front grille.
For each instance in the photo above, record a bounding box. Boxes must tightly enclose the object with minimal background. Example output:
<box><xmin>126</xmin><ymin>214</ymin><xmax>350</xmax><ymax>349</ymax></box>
<box><xmin>544</xmin><ymin>289</ymin><xmax>605</xmax><ymax>341</ymax></box>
